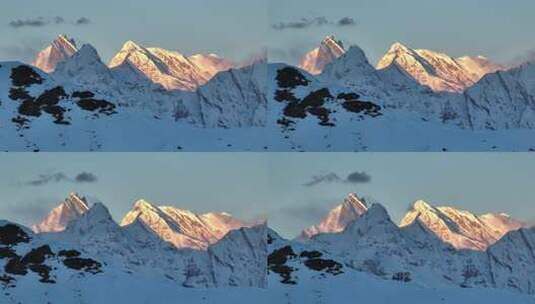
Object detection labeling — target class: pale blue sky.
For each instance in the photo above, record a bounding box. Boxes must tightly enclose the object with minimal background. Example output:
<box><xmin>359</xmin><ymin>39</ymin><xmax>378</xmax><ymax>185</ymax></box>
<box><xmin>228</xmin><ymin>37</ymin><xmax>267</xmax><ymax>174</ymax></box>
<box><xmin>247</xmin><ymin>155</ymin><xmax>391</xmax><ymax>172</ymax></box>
<box><xmin>1</xmin><ymin>0</ymin><xmax>534</xmax><ymax>67</ymax></box>
<box><xmin>268</xmin><ymin>0</ymin><xmax>535</xmax><ymax>65</ymax></box>
<box><xmin>0</xmin><ymin>0</ymin><xmax>268</xmax><ymax>63</ymax></box>
<box><xmin>0</xmin><ymin>153</ymin><xmax>534</xmax><ymax>238</ymax></box>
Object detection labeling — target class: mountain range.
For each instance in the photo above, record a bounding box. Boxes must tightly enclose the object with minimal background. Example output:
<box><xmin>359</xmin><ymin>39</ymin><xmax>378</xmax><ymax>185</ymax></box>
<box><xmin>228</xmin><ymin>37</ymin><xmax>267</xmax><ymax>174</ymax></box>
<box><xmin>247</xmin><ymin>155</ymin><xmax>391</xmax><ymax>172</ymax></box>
<box><xmin>1</xmin><ymin>191</ymin><xmax>534</xmax><ymax>303</ymax></box>
<box><xmin>1</xmin><ymin>193</ymin><xmax>267</xmax><ymax>303</ymax></box>
<box><xmin>269</xmin><ymin>193</ymin><xmax>535</xmax><ymax>302</ymax></box>
<box><xmin>2</xmin><ymin>34</ymin><xmax>535</xmax><ymax>151</ymax></box>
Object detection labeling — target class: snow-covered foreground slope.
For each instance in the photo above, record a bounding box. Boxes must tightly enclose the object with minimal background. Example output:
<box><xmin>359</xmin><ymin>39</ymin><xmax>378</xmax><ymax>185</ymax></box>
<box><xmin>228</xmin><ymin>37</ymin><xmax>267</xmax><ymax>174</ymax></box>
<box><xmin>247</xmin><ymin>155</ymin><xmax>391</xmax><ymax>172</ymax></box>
<box><xmin>271</xmin><ymin>270</ymin><xmax>535</xmax><ymax>304</ymax></box>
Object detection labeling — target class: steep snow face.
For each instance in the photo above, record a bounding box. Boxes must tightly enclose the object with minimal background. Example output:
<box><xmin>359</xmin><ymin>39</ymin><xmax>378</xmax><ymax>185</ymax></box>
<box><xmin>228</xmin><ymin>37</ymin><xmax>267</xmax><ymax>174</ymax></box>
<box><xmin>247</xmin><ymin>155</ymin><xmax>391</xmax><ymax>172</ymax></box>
<box><xmin>32</xmin><ymin>193</ymin><xmax>89</xmax><ymax>233</ymax></box>
<box><xmin>487</xmin><ymin>227</ymin><xmax>535</xmax><ymax>294</ymax></box>
<box><xmin>120</xmin><ymin>199</ymin><xmax>248</xmax><ymax>250</ymax></box>
<box><xmin>108</xmin><ymin>41</ymin><xmax>210</xmax><ymax>91</ymax></box>
<box><xmin>205</xmin><ymin>225</ymin><xmax>268</xmax><ymax>288</ymax></box>
<box><xmin>52</xmin><ymin>44</ymin><xmax>115</xmax><ymax>89</ymax></box>
<box><xmin>188</xmin><ymin>53</ymin><xmax>235</xmax><ymax>79</ymax></box>
<box><xmin>299</xmin><ymin>193</ymin><xmax>368</xmax><ymax>239</ymax></box>
<box><xmin>463</xmin><ymin>63</ymin><xmax>535</xmax><ymax>130</ymax></box>
<box><xmin>300</xmin><ymin>36</ymin><xmax>346</xmax><ymax>75</ymax></box>
<box><xmin>193</xmin><ymin>61</ymin><xmax>267</xmax><ymax>127</ymax></box>
<box><xmin>32</xmin><ymin>35</ymin><xmax>78</xmax><ymax>73</ymax></box>
<box><xmin>377</xmin><ymin>42</ymin><xmax>503</xmax><ymax>92</ymax></box>
<box><xmin>400</xmin><ymin>200</ymin><xmax>525</xmax><ymax>250</ymax></box>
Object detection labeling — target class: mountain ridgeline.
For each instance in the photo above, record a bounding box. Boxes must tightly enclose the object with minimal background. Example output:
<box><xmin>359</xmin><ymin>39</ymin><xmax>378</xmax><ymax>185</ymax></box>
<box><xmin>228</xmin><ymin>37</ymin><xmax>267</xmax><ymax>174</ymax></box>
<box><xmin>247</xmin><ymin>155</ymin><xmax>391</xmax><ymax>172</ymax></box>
<box><xmin>269</xmin><ymin>193</ymin><xmax>535</xmax><ymax>298</ymax></box>
<box><xmin>1</xmin><ymin>34</ymin><xmax>535</xmax><ymax>151</ymax></box>
<box><xmin>1</xmin><ymin>191</ymin><xmax>534</xmax><ymax>302</ymax></box>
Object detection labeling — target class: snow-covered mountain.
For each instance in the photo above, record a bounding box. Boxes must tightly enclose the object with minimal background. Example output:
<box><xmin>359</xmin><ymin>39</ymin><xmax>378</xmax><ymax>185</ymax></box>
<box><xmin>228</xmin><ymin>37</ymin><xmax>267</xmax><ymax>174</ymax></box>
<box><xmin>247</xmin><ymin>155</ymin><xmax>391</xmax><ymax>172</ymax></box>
<box><xmin>4</xmin><ymin>34</ymin><xmax>535</xmax><ymax>151</ymax></box>
<box><xmin>32</xmin><ymin>35</ymin><xmax>78</xmax><ymax>73</ymax></box>
<box><xmin>299</xmin><ymin>36</ymin><xmax>346</xmax><ymax>75</ymax></box>
<box><xmin>269</xmin><ymin>195</ymin><xmax>535</xmax><ymax>300</ymax></box>
<box><xmin>376</xmin><ymin>42</ymin><xmax>504</xmax><ymax>92</ymax></box>
<box><xmin>31</xmin><ymin>193</ymin><xmax>89</xmax><ymax>233</ymax></box>
<box><xmin>0</xmin><ymin>195</ymin><xmax>268</xmax><ymax>303</ymax></box>
<box><xmin>298</xmin><ymin>193</ymin><xmax>368</xmax><ymax>239</ymax></box>
<box><xmin>120</xmin><ymin>199</ymin><xmax>249</xmax><ymax>250</ymax></box>
<box><xmin>400</xmin><ymin>200</ymin><xmax>525</xmax><ymax>250</ymax></box>
<box><xmin>108</xmin><ymin>41</ymin><xmax>234</xmax><ymax>91</ymax></box>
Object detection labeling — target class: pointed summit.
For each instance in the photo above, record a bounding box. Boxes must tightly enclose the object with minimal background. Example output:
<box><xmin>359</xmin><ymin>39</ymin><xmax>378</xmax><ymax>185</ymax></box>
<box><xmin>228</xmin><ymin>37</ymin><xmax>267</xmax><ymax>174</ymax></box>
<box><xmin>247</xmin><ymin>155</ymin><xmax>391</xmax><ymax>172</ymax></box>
<box><xmin>400</xmin><ymin>200</ymin><xmax>526</xmax><ymax>250</ymax></box>
<box><xmin>108</xmin><ymin>40</ymin><xmax>211</xmax><ymax>91</ymax></box>
<box><xmin>120</xmin><ymin>199</ymin><xmax>248</xmax><ymax>250</ymax></box>
<box><xmin>377</xmin><ymin>42</ymin><xmax>502</xmax><ymax>92</ymax></box>
<box><xmin>386</xmin><ymin>42</ymin><xmax>412</xmax><ymax>54</ymax></box>
<box><xmin>32</xmin><ymin>193</ymin><xmax>90</xmax><ymax>233</ymax></box>
<box><xmin>299</xmin><ymin>35</ymin><xmax>346</xmax><ymax>75</ymax></box>
<box><xmin>299</xmin><ymin>193</ymin><xmax>369</xmax><ymax>240</ymax></box>
<box><xmin>32</xmin><ymin>34</ymin><xmax>78</xmax><ymax>73</ymax></box>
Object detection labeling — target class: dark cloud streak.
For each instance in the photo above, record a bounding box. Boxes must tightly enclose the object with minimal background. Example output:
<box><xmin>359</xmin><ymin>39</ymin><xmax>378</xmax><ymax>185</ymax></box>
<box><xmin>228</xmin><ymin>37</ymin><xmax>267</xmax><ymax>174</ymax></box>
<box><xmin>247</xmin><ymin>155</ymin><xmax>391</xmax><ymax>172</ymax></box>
<box><xmin>272</xmin><ymin>16</ymin><xmax>356</xmax><ymax>31</ymax></box>
<box><xmin>338</xmin><ymin>17</ymin><xmax>356</xmax><ymax>26</ymax></box>
<box><xmin>75</xmin><ymin>172</ymin><xmax>98</xmax><ymax>183</ymax></box>
<box><xmin>304</xmin><ymin>170</ymin><xmax>371</xmax><ymax>187</ymax></box>
<box><xmin>23</xmin><ymin>171</ymin><xmax>98</xmax><ymax>186</ymax></box>
<box><xmin>75</xmin><ymin>17</ymin><xmax>91</xmax><ymax>25</ymax></box>
<box><xmin>8</xmin><ymin>16</ymin><xmax>91</xmax><ymax>28</ymax></box>
<box><xmin>9</xmin><ymin>18</ymin><xmax>47</xmax><ymax>28</ymax></box>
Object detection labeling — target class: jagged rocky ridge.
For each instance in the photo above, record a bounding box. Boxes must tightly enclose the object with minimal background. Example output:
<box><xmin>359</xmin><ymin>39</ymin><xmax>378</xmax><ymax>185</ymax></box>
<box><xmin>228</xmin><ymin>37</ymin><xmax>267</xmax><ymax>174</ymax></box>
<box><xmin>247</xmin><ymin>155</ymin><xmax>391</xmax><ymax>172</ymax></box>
<box><xmin>269</xmin><ymin>193</ymin><xmax>535</xmax><ymax>297</ymax></box>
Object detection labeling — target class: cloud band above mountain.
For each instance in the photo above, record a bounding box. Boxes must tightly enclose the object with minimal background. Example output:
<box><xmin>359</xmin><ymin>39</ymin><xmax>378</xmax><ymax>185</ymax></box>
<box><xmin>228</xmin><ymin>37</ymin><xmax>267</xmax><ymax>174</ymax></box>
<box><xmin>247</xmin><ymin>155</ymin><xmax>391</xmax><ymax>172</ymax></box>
<box><xmin>272</xmin><ymin>16</ymin><xmax>356</xmax><ymax>30</ymax></box>
<box><xmin>304</xmin><ymin>171</ymin><xmax>371</xmax><ymax>187</ymax></box>
<box><xmin>8</xmin><ymin>16</ymin><xmax>91</xmax><ymax>28</ymax></box>
<box><xmin>23</xmin><ymin>171</ymin><xmax>98</xmax><ymax>186</ymax></box>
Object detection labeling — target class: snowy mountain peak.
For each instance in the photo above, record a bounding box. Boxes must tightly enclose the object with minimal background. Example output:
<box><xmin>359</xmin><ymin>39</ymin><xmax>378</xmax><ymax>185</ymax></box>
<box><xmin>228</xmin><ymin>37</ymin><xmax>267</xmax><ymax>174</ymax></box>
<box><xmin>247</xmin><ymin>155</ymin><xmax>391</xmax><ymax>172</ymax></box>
<box><xmin>64</xmin><ymin>201</ymin><xmax>119</xmax><ymax>236</ymax></box>
<box><xmin>401</xmin><ymin>200</ymin><xmax>526</xmax><ymax>250</ymax></box>
<box><xmin>299</xmin><ymin>35</ymin><xmax>346</xmax><ymax>75</ymax></box>
<box><xmin>377</xmin><ymin>42</ymin><xmax>502</xmax><ymax>92</ymax></box>
<box><xmin>120</xmin><ymin>199</ymin><xmax>248</xmax><ymax>250</ymax></box>
<box><xmin>76</xmin><ymin>44</ymin><xmax>101</xmax><ymax>61</ymax></box>
<box><xmin>132</xmin><ymin>199</ymin><xmax>157</xmax><ymax>211</ymax></box>
<box><xmin>31</xmin><ymin>193</ymin><xmax>90</xmax><ymax>233</ymax></box>
<box><xmin>122</xmin><ymin>40</ymin><xmax>144</xmax><ymax>52</ymax></box>
<box><xmin>363</xmin><ymin>203</ymin><xmax>391</xmax><ymax>222</ymax></box>
<box><xmin>387</xmin><ymin>42</ymin><xmax>412</xmax><ymax>54</ymax></box>
<box><xmin>32</xmin><ymin>34</ymin><xmax>78</xmax><ymax>73</ymax></box>
<box><xmin>412</xmin><ymin>199</ymin><xmax>434</xmax><ymax>212</ymax></box>
<box><xmin>299</xmin><ymin>193</ymin><xmax>369</xmax><ymax>240</ymax></box>
<box><xmin>321</xmin><ymin>35</ymin><xmax>345</xmax><ymax>55</ymax></box>
<box><xmin>108</xmin><ymin>40</ymin><xmax>211</xmax><ymax>91</ymax></box>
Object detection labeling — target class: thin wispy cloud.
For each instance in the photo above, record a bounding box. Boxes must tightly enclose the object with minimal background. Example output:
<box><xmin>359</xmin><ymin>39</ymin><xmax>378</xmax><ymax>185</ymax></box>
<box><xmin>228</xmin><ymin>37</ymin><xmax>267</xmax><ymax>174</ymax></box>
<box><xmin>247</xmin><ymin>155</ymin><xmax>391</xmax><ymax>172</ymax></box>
<box><xmin>303</xmin><ymin>171</ymin><xmax>371</xmax><ymax>187</ymax></box>
<box><xmin>272</xmin><ymin>16</ymin><xmax>357</xmax><ymax>31</ymax></box>
<box><xmin>9</xmin><ymin>17</ymin><xmax>48</xmax><ymax>28</ymax></box>
<box><xmin>23</xmin><ymin>171</ymin><xmax>98</xmax><ymax>186</ymax></box>
<box><xmin>8</xmin><ymin>16</ymin><xmax>92</xmax><ymax>28</ymax></box>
